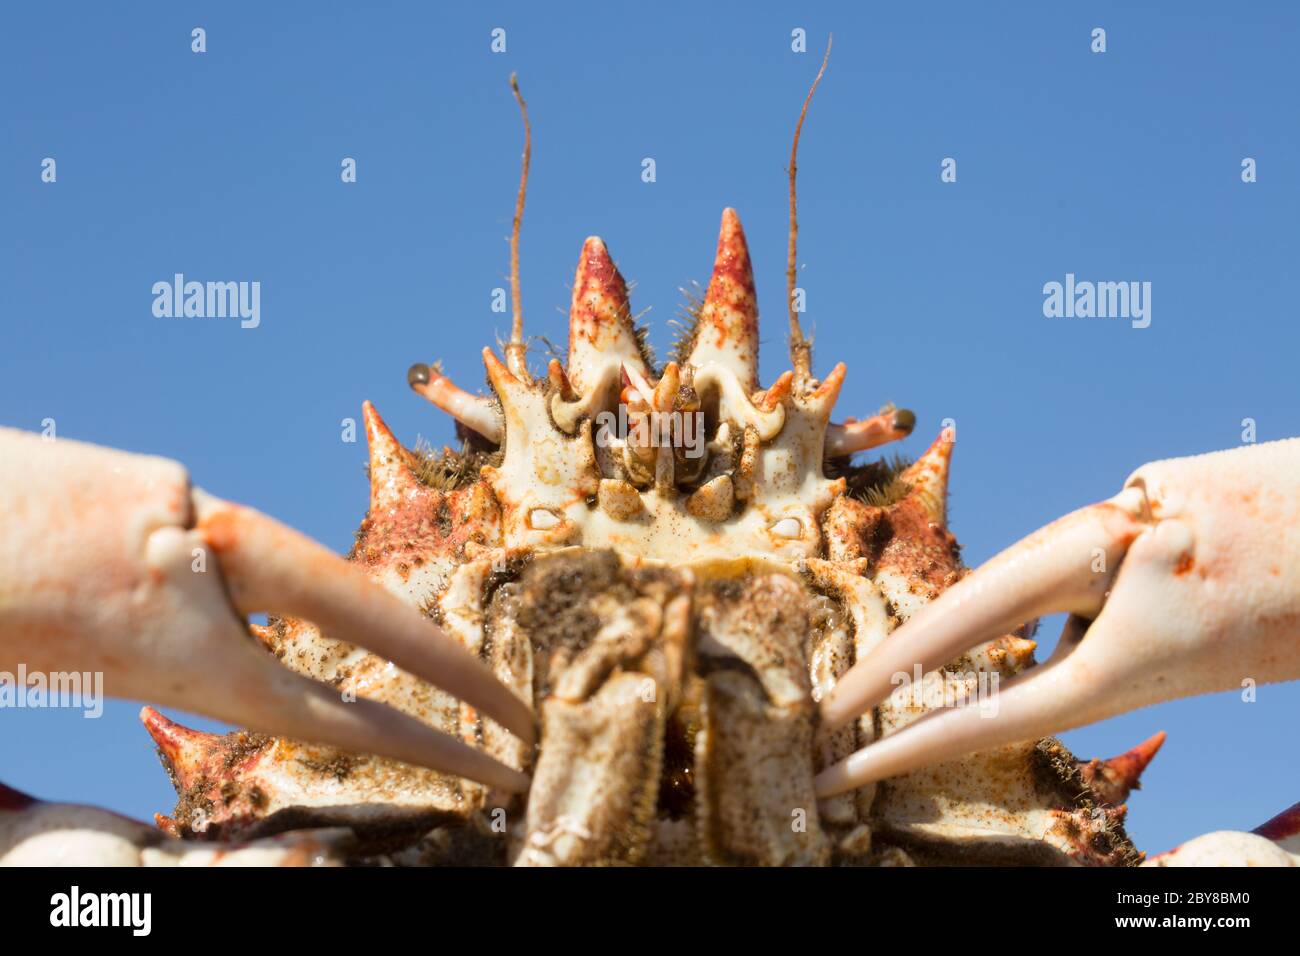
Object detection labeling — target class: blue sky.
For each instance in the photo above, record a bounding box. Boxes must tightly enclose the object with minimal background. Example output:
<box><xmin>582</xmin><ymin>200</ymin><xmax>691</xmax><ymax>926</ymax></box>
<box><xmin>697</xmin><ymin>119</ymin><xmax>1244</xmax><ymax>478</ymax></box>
<box><xmin>2</xmin><ymin>2</ymin><xmax>1298</xmax><ymax>854</ymax></box>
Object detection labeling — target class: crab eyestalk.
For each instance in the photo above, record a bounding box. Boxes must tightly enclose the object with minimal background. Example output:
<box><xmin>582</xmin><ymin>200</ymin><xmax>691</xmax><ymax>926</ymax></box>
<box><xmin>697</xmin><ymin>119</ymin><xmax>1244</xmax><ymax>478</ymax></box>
<box><xmin>407</xmin><ymin>362</ymin><xmax>504</xmax><ymax>443</ymax></box>
<box><xmin>825</xmin><ymin>408</ymin><xmax>917</xmax><ymax>457</ymax></box>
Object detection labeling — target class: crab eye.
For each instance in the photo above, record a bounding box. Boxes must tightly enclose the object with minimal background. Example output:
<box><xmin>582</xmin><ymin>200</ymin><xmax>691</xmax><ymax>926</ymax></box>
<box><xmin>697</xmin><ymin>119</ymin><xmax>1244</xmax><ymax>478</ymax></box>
<box><xmin>770</xmin><ymin>517</ymin><xmax>802</xmax><ymax>539</ymax></box>
<box><xmin>528</xmin><ymin>508</ymin><xmax>561</xmax><ymax>531</ymax></box>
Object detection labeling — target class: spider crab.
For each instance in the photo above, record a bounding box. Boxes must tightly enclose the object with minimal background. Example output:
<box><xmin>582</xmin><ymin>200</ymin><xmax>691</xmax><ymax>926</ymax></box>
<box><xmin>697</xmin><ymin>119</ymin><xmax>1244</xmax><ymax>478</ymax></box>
<box><xmin>3</xmin><ymin>61</ymin><xmax>1299</xmax><ymax>867</ymax></box>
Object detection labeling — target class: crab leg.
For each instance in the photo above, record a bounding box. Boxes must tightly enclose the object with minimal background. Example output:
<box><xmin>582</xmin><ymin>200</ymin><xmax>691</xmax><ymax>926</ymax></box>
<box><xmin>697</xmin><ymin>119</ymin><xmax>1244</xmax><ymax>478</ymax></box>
<box><xmin>1</xmin><ymin>781</ymin><xmax>352</xmax><ymax>866</ymax></box>
<box><xmin>816</xmin><ymin>437</ymin><xmax>1300</xmax><ymax>798</ymax></box>
<box><xmin>0</xmin><ymin>426</ymin><xmax>530</xmax><ymax>793</ymax></box>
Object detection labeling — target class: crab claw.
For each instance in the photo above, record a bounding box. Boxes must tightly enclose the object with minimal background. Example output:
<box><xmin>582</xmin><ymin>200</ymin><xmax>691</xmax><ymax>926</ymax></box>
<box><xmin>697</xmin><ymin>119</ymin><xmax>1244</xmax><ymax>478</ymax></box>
<box><xmin>0</xmin><ymin>426</ymin><xmax>532</xmax><ymax>794</ymax></box>
<box><xmin>1254</xmin><ymin>800</ymin><xmax>1300</xmax><ymax>853</ymax></box>
<box><xmin>816</xmin><ymin>437</ymin><xmax>1300</xmax><ymax>798</ymax></box>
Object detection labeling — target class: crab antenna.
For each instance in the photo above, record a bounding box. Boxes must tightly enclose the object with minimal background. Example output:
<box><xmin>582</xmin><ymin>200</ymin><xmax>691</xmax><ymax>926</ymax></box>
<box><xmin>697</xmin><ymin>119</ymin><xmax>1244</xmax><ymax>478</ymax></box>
<box><xmin>787</xmin><ymin>35</ymin><xmax>831</xmax><ymax>385</ymax></box>
<box><xmin>506</xmin><ymin>73</ymin><xmax>532</xmax><ymax>381</ymax></box>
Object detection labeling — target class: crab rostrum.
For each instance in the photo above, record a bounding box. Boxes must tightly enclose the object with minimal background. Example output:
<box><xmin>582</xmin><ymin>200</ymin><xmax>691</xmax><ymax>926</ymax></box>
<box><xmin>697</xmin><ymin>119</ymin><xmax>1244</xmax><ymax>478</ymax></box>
<box><xmin>139</xmin><ymin>210</ymin><xmax>1154</xmax><ymax>866</ymax></box>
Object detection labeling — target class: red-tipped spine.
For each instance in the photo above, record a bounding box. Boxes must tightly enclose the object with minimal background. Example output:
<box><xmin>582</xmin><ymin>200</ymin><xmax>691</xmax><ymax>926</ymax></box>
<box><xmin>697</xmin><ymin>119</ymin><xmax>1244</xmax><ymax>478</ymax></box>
<box><xmin>1078</xmin><ymin>731</ymin><xmax>1167</xmax><ymax>805</ymax></box>
<box><xmin>688</xmin><ymin>209</ymin><xmax>759</xmax><ymax>390</ymax></box>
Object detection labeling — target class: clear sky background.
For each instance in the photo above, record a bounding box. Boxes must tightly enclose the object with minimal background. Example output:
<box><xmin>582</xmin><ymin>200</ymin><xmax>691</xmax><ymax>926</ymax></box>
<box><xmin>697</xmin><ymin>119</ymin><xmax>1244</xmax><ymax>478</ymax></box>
<box><xmin>2</xmin><ymin>2</ymin><xmax>1298</xmax><ymax>854</ymax></box>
